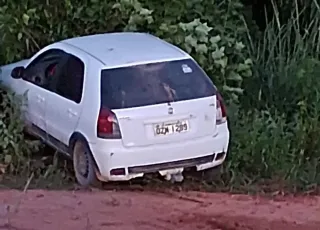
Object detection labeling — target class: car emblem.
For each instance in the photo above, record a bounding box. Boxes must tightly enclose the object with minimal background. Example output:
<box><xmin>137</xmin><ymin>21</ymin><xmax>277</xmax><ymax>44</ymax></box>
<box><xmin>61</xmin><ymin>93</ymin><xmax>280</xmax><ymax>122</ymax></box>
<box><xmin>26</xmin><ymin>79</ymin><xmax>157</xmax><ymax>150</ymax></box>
<box><xmin>168</xmin><ymin>107</ymin><xmax>173</xmax><ymax>114</ymax></box>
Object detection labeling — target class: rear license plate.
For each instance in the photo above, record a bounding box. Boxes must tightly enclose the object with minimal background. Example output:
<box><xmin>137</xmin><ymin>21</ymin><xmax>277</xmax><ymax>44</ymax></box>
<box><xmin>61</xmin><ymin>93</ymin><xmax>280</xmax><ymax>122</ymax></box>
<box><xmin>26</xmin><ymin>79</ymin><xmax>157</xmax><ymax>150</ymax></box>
<box><xmin>153</xmin><ymin>120</ymin><xmax>189</xmax><ymax>136</ymax></box>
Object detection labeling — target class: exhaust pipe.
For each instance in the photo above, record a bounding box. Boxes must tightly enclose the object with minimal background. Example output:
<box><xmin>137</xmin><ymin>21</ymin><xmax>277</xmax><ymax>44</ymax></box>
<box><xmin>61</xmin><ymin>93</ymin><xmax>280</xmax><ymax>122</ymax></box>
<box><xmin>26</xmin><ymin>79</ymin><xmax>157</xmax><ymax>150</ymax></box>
<box><xmin>164</xmin><ymin>172</ymin><xmax>184</xmax><ymax>183</ymax></box>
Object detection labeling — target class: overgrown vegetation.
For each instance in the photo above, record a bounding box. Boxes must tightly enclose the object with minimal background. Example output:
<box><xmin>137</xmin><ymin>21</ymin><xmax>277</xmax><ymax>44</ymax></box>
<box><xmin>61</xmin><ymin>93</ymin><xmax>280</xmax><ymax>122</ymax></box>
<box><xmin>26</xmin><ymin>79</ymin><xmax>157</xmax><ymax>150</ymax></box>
<box><xmin>0</xmin><ymin>0</ymin><xmax>320</xmax><ymax>192</ymax></box>
<box><xmin>0</xmin><ymin>85</ymin><xmax>73</xmax><ymax>188</ymax></box>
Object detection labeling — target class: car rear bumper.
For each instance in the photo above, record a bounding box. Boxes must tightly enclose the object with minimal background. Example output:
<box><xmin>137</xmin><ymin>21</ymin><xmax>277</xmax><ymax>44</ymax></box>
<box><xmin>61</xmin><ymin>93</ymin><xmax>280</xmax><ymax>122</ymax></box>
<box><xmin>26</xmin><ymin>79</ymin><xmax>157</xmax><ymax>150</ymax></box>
<box><xmin>89</xmin><ymin>123</ymin><xmax>230</xmax><ymax>181</ymax></box>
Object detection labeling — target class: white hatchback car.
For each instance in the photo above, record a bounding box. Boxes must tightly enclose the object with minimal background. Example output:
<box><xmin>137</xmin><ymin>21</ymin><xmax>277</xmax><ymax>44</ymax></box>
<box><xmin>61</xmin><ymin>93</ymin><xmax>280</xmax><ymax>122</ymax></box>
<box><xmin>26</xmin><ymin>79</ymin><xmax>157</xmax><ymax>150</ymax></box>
<box><xmin>0</xmin><ymin>32</ymin><xmax>230</xmax><ymax>186</ymax></box>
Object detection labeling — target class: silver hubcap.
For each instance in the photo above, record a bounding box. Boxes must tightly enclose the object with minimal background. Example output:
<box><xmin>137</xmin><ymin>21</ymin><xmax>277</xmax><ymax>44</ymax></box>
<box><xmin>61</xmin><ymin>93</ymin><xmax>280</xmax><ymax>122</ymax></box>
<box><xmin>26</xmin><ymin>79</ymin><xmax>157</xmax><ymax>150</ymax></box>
<box><xmin>75</xmin><ymin>147</ymin><xmax>89</xmax><ymax>178</ymax></box>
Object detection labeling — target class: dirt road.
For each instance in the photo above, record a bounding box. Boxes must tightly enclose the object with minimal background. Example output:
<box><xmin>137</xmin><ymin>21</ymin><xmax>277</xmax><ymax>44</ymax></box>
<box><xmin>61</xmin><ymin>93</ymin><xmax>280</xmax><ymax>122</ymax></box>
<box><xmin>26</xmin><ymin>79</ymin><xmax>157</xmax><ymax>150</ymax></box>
<box><xmin>0</xmin><ymin>189</ymin><xmax>319</xmax><ymax>230</ymax></box>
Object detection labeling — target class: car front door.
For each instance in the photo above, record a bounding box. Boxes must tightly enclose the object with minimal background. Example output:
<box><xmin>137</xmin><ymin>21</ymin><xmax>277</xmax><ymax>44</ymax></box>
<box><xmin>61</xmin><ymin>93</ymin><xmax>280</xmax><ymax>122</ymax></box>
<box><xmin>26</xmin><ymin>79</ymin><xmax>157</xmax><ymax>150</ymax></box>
<box><xmin>45</xmin><ymin>51</ymin><xmax>86</xmax><ymax>148</ymax></box>
<box><xmin>22</xmin><ymin>49</ymin><xmax>66</xmax><ymax>136</ymax></box>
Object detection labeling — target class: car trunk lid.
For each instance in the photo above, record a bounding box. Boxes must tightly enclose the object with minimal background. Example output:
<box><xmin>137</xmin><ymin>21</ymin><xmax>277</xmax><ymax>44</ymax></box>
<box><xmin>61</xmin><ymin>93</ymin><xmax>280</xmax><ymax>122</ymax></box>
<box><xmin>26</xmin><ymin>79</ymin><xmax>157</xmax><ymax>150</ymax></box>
<box><xmin>112</xmin><ymin>96</ymin><xmax>216</xmax><ymax>147</ymax></box>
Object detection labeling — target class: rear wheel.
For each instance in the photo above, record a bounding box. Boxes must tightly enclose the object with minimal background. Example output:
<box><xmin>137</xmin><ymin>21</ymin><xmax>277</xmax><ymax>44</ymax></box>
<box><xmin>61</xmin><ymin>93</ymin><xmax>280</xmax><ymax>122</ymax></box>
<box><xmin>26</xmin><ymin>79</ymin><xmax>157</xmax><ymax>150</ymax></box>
<box><xmin>72</xmin><ymin>140</ymin><xmax>100</xmax><ymax>187</ymax></box>
<box><xmin>202</xmin><ymin>165</ymin><xmax>222</xmax><ymax>182</ymax></box>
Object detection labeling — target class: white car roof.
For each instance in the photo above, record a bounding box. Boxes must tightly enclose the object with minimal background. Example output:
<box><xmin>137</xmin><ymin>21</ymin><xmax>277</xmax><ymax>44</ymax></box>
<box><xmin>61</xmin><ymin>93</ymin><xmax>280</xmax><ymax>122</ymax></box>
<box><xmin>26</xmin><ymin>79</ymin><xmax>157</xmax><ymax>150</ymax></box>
<box><xmin>61</xmin><ymin>32</ymin><xmax>190</xmax><ymax>68</ymax></box>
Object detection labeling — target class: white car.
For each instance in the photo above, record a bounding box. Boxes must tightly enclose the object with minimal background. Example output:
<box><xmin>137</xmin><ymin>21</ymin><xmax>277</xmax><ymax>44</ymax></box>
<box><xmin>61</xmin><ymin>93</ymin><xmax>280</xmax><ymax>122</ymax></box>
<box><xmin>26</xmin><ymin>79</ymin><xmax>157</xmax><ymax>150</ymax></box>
<box><xmin>0</xmin><ymin>32</ymin><xmax>230</xmax><ymax>186</ymax></box>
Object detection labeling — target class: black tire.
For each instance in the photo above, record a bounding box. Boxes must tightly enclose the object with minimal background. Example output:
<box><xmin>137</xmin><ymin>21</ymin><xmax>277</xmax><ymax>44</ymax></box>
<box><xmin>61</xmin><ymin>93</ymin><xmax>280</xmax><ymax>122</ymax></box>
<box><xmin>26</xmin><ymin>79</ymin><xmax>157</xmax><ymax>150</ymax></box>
<box><xmin>202</xmin><ymin>165</ymin><xmax>222</xmax><ymax>182</ymax></box>
<box><xmin>72</xmin><ymin>140</ymin><xmax>99</xmax><ymax>187</ymax></box>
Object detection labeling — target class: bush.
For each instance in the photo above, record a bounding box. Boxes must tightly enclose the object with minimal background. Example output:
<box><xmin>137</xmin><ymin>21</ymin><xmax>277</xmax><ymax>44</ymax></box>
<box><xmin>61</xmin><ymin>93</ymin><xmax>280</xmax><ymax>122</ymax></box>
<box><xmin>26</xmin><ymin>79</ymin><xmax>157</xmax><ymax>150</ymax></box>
<box><xmin>0</xmin><ymin>85</ymin><xmax>39</xmax><ymax>175</ymax></box>
<box><xmin>226</xmin><ymin>107</ymin><xmax>320</xmax><ymax>192</ymax></box>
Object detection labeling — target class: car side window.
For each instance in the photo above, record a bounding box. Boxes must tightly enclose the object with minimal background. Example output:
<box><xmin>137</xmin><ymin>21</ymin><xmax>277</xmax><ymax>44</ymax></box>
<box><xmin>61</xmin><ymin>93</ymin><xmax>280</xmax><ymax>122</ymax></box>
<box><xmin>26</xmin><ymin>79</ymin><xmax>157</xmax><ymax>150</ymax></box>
<box><xmin>24</xmin><ymin>49</ymin><xmax>66</xmax><ymax>89</ymax></box>
<box><xmin>54</xmin><ymin>55</ymin><xmax>85</xmax><ymax>103</ymax></box>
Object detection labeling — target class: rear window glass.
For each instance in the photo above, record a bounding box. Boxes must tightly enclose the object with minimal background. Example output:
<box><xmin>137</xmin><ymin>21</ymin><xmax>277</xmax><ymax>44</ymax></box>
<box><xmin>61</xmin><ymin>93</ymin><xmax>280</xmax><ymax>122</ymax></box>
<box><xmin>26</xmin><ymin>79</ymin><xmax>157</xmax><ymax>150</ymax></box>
<box><xmin>100</xmin><ymin>59</ymin><xmax>216</xmax><ymax>109</ymax></box>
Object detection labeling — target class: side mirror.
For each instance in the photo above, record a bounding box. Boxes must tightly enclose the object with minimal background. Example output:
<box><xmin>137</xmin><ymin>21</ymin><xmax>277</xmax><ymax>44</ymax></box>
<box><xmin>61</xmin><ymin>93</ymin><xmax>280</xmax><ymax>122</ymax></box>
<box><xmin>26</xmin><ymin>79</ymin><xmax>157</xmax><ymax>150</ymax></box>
<box><xmin>11</xmin><ymin>66</ymin><xmax>25</xmax><ymax>79</ymax></box>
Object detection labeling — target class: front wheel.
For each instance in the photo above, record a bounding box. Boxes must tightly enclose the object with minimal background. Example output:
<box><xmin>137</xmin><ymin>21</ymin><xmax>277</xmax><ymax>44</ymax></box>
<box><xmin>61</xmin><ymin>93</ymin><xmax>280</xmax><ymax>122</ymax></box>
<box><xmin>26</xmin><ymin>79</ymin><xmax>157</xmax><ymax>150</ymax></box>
<box><xmin>72</xmin><ymin>140</ymin><xmax>99</xmax><ymax>187</ymax></box>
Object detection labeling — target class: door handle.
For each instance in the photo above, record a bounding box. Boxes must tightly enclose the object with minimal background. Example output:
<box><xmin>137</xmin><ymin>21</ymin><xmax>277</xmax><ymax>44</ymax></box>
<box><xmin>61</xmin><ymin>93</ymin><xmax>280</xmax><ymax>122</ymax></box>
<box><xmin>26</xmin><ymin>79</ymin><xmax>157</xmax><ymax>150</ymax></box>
<box><xmin>36</xmin><ymin>95</ymin><xmax>45</xmax><ymax>102</ymax></box>
<box><xmin>67</xmin><ymin>109</ymin><xmax>78</xmax><ymax>117</ymax></box>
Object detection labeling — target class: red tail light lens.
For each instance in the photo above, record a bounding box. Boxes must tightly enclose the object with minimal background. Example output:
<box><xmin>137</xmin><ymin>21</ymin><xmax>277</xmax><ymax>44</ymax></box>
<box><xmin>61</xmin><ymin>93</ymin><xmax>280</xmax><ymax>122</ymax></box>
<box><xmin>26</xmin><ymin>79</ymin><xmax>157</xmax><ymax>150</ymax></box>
<box><xmin>97</xmin><ymin>108</ymin><xmax>121</xmax><ymax>139</ymax></box>
<box><xmin>216</xmin><ymin>92</ymin><xmax>227</xmax><ymax>124</ymax></box>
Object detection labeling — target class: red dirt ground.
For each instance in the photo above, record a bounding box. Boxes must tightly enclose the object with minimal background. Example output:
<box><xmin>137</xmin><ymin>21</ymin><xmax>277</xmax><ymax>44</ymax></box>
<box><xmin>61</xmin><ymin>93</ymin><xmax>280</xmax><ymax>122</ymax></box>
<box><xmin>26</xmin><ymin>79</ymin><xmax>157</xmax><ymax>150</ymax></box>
<box><xmin>0</xmin><ymin>189</ymin><xmax>319</xmax><ymax>230</ymax></box>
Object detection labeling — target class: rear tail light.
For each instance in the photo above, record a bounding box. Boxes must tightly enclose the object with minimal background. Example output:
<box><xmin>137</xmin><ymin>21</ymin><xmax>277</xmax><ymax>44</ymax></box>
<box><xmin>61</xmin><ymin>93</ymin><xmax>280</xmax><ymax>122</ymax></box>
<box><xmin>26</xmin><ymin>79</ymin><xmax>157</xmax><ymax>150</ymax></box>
<box><xmin>97</xmin><ymin>108</ymin><xmax>122</xmax><ymax>139</ymax></box>
<box><xmin>216</xmin><ymin>92</ymin><xmax>227</xmax><ymax>125</ymax></box>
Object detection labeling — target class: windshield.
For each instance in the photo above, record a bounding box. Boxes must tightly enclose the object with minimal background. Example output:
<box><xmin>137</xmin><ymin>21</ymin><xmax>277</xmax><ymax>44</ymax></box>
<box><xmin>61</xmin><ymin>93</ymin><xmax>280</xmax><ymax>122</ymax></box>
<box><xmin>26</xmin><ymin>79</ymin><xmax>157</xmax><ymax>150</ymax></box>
<box><xmin>100</xmin><ymin>59</ymin><xmax>216</xmax><ymax>109</ymax></box>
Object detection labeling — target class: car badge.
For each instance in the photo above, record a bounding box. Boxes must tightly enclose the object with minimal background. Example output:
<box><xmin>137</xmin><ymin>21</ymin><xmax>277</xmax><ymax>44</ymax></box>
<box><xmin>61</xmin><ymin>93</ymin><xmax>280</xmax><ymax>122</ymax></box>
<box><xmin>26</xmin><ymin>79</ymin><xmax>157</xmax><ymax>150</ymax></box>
<box><xmin>168</xmin><ymin>107</ymin><xmax>173</xmax><ymax>115</ymax></box>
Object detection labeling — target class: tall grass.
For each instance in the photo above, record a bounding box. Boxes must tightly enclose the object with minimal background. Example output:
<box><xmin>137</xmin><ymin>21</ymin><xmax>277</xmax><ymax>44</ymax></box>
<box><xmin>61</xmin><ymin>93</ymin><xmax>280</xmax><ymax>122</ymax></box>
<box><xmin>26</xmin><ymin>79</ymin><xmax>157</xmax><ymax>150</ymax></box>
<box><xmin>224</xmin><ymin>0</ymin><xmax>320</xmax><ymax>192</ymax></box>
<box><xmin>241</xmin><ymin>0</ymin><xmax>320</xmax><ymax>113</ymax></box>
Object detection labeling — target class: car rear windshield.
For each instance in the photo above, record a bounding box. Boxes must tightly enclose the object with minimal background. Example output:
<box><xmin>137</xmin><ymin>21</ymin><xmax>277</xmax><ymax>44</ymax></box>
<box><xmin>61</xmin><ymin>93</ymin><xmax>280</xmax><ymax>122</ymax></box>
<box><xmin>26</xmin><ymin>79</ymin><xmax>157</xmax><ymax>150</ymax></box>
<box><xmin>100</xmin><ymin>59</ymin><xmax>216</xmax><ymax>109</ymax></box>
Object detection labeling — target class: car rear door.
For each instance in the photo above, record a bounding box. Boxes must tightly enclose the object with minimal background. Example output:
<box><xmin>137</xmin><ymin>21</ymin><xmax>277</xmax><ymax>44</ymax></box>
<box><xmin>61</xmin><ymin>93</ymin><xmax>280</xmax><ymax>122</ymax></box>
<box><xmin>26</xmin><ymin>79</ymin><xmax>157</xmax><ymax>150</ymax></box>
<box><xmin>45</xmin><ymin>52</ymin><xmax>86</xmax><ymax>146</ymax></box>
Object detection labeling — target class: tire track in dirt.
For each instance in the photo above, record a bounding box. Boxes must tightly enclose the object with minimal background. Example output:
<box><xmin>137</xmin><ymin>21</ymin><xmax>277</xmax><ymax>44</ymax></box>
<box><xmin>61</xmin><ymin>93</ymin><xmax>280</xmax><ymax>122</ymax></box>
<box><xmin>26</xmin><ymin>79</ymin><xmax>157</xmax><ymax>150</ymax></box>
<box><xmin>0</xmin><ymin>189</ymin><xmax>319</xmax><ymax>230</ymax></box>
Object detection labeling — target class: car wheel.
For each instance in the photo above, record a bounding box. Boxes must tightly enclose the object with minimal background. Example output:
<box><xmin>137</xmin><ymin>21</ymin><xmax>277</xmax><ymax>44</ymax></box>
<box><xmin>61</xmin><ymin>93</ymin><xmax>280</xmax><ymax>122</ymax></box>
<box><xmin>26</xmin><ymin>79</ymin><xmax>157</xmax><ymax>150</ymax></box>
<box><xmin>202</xmin><ymin>165</ymin><xmax>222</xmax><ymax>182</ymax></box>
<box><xmin>72</xmin><ymin>140</ymin><xmax>99</xmax><ymax>187</ymax></box>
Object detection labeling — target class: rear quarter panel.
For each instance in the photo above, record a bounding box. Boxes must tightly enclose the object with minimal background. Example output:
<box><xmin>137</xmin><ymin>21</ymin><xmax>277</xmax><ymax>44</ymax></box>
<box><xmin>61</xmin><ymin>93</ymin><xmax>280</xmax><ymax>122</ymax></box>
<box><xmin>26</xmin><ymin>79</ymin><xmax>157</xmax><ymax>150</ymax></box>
<box><xmin>73</xmin><ymin>55</ymin><xmax>104</xmax><ymax>145</ymax></box>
